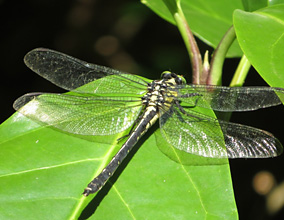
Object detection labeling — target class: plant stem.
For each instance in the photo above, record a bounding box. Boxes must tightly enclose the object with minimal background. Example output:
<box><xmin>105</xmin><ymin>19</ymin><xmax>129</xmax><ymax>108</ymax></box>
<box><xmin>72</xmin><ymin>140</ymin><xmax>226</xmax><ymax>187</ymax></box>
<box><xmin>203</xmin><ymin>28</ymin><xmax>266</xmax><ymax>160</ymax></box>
<box><xmin>218</xmin><ymin>55</ymin><xmax>251</xmax><ymax>122</ymax></box>
<box><xmin>208</xmin><ymin>26</ymin><xmax>236</xmax><ymax>85</ymax></box>
<box><xmin>229</xmin><ymin>55</ymin><xmax>251</xmax><ymax>87</ymax></box>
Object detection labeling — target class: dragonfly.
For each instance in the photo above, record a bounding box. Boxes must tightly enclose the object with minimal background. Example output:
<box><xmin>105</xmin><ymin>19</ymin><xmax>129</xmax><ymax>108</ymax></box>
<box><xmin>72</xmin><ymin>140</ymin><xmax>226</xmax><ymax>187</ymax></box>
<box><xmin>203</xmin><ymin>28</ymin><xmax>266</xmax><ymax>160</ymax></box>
<box><xmin>14</xmin><ymin>48</ymin><xmax>284</xmax><ymax>196</ymax></box>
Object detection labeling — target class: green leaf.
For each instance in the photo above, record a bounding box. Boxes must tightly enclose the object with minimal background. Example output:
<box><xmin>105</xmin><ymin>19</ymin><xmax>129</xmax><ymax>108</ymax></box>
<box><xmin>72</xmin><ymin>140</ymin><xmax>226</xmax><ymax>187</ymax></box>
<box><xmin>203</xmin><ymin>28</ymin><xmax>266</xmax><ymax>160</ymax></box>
<box><xmin>234</xmin><ymin>5</ymin><xmax>284</xmax><ymax>87</ymax></box>
<box><xmin>241</xmin><ymin>0</ymin><xmax>268</xmax><ymax>12</ymax></box>
<box><xmin>0</xmin><ymin>112</ymin><xmax>237</xmax><ymax>219</ymax></box>
<box><xmin>142</xmin><ymin>0</ymin><xmax>244</xmax><ymax>57</ymax></box>
<box><xmin>0</xmin><ymin>113</ymin><xmax>119</xmax><ymax>219</ymax></box>
<box><xmin>1</xmin><ymin>50</ymin><xmax>237</xmax><ymax>219</ymax></box>
<box><xmin>269</xmin><ymin>0</ymin><xmax>284</xmax><ymax>6</ymax></box>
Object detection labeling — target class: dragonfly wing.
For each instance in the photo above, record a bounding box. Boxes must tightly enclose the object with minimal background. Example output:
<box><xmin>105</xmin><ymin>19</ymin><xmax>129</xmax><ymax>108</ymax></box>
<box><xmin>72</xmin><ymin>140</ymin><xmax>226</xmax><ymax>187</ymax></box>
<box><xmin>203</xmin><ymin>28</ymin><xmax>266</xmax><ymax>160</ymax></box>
<box><xmin>24</xmin><ymin>48</ymin><xmax>147</xmax><ymax>91</ymax></box>
<box><xmin>14</xmin><ymin>93</ymin><xmax>142</xmax><ymax>136</ymax></box>
<box><xmin>178</xmin><ymin>85</ymin><xmax>284</xmax><ymax>111</ymax></box>
<box><xmin>159</xmin><ymin>105</ymin><xmax>283</xmax><ymax>158</ymax></box>
<box><xmin>73</xmin><ymin>73</ymin><xmax>150</xmax><ymax>95</ymax></box>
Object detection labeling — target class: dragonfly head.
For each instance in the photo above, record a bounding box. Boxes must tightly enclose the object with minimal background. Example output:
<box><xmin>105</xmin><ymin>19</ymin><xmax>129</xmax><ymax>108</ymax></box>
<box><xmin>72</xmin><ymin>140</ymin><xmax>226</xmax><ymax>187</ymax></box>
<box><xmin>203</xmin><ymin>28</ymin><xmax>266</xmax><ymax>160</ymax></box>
<box><xmin>161</xmin><ymin>71</ymin><xmax>186</xmax><ymax>85</ymax></box>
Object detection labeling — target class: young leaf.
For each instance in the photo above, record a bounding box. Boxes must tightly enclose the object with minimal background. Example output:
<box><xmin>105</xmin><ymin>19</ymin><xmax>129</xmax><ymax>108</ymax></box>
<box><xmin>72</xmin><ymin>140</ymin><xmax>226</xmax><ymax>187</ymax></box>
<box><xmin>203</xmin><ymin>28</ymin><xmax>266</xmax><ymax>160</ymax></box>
<box><xmin>234</xmin><ymin>5</ymin><xmax>284</xmax><ymax>87</ymax></box>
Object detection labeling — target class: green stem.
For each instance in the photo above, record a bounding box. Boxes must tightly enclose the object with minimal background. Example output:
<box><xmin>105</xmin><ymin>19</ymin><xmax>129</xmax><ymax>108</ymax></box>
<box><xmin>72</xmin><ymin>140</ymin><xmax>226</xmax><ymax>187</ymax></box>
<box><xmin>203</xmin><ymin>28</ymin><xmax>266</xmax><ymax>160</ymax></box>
<box><xmin>208</xmin><ymin>26</ymin><xmax>236</xmax><ymax>85</ymax></box>
<box><xmin>229</xmin><ymin>55</ymin><xmax>251</xmax><ymax>87</ymax></box>
<box><xmin>219</xmin><ymin>55</ymin><xmax>251</xmax><ymax>122</ymax></box>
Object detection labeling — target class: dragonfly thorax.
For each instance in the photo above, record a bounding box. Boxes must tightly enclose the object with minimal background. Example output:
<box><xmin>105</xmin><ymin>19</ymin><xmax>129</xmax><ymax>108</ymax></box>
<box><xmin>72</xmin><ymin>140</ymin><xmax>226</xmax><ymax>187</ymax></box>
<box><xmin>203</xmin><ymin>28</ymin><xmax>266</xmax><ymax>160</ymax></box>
<box><xmin>141</xmin><ymin>72</ymin><xmax>184</xmax><ymax>110</ymax></box>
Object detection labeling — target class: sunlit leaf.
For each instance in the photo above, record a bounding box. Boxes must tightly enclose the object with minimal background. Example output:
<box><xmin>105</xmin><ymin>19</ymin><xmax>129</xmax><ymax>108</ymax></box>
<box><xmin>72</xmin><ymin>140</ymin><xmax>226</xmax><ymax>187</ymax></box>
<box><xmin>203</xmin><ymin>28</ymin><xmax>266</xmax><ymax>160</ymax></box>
<box><xmin>0</xmin><ymin>112</ymin><xmax>237</xmax><ymax>219</ymax></box>
<box><xmin>142</xmin><ymin>0</ymin><xmax>244</xmax><ymax>57</ymax></box>
<box><xmin>234</xmin><ymin>5</ymin><xmax>284</xmax><ymax>87</ymax></box>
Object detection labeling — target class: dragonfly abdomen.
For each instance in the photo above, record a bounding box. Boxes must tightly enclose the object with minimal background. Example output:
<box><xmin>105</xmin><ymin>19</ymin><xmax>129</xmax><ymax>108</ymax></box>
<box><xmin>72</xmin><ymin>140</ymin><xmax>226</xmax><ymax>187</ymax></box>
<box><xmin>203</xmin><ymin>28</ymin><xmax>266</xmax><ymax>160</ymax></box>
<box><xmin>83</xmin><ymin>107</ymin><xmax>159</xmax><ymax>196</ymax></box>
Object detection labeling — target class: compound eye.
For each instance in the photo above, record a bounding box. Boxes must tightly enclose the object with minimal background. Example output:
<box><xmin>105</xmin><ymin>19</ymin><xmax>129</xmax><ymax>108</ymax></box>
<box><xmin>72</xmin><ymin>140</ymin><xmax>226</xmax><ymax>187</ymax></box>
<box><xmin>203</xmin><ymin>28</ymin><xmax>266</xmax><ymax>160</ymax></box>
<box><xmin>161</xmin><ymin>71</ymin><xmax>172</xmax><ymax>79</ymax></box>
<box><xmin>175</xmin><ymin>77</ymin><xmax>183</xmax><ymax>85</ymax></box>
<box><xmin>171</xmin><ymin>72</ymin><xmax>177</xmax><ymax>78</ymax></box>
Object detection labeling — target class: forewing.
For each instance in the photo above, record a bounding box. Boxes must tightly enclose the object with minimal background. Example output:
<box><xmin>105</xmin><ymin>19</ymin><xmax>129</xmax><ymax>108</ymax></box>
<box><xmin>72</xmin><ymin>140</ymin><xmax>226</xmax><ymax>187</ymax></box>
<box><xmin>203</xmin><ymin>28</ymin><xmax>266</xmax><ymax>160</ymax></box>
<box><xmin>178</xmin><ymin>84</ymin><xmax>284</xmax><ymax>111</ymax></box>
<box><xmin>24</xmin><ymin>48</ymin><xmax>149</xmax><ymax>91</ymax></box>
<box><xmin>13</xmin><ymin>93</ymin><xmax>142</xmax><ymax>136</ymax></box>
<box><xmin>159</xmin><ymin>106</ymin><xmax>282</xmax><ymax>158</ymax></box>
<box><xmin>74</xmin><ymin>73</ymin><xmax>150</xmax><ymax>96</ymax></box>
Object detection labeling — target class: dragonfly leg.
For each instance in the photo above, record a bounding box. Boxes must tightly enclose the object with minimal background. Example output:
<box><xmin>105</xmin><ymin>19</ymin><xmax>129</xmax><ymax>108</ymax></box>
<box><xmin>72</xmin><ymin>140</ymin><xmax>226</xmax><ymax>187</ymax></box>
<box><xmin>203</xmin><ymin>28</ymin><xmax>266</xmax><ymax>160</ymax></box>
<box><xmin>117</xmin><ymin>134</ymin><xmax>129</xmax><ymax>142</ymax></box>
<box><xmin>178</xmin><ymin>92</ymin><xmax>202</xmax><ymax>109</ymax></box>
<box><xmin>174</xmin><ymin>99</ymin><xmax>210</xmax><ymax>122</ymax></box>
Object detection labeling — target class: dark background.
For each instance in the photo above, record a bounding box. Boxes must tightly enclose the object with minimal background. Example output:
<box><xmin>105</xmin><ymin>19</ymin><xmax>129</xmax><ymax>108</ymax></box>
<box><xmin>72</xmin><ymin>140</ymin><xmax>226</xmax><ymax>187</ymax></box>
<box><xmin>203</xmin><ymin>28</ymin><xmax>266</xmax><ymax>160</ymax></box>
<box><xmin>0</xmin><ymin>0</ymin><xmax>284</xmax><ymax>219</ymax></box>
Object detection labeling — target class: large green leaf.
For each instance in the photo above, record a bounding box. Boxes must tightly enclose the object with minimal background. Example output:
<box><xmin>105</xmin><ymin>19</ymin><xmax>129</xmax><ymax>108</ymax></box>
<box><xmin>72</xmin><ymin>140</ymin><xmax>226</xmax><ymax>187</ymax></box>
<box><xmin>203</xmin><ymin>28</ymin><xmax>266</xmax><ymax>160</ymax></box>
<box><xmin>234</xmin><ymin>5</ymin><xmax>284</xmax><ymax>87</ymax></box>
<box><xmin>241</xmin><ymin>0</ymin><xmax>268</xmax><ymax>11</ymax></box>
<box><xmin>242</xmin><ymin>0</ymin><xmax>284</xmax><ymax>11</ymax></box>
<box><xmin>1</xmin><ymin>54</ymin><xmax>237</xmax><ymax>219</ymax></box>
<box><xmin>0</xmin><ymin>113</ymin><xmax>237</xmax><ymax>219</ymax></box>
<box><xmin>142</xmin><ymin>0</ymin><xmax>244</xmax><ymax>57</ymax></box>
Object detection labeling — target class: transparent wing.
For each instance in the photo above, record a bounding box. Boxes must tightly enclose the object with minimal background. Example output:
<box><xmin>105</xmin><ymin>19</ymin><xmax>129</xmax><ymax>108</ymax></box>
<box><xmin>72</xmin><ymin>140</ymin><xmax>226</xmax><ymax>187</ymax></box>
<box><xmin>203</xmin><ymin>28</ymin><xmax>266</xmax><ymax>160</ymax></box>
<box><xmin>177</xmin><ymin>84</ymin><xmax>284</xmax><ymax>111</ymax></box>
<box><xmin>159</xmin><ymin>105</ymin><xmax>283</xmax><ymax>158</ymax></box>
<box><xmin>24</xmin><ymin>48</ymin><xmax>149</xmax><ymax>91</ymax></box>
<box><xmin>14</xmin><ymin>93</ymin><xmax>142</xmax><ymax>135</ymax></box>
<box><xmin>74</xmin><ymin>73</ymin><xmax>149</xmax><ymax>96</ymax></box>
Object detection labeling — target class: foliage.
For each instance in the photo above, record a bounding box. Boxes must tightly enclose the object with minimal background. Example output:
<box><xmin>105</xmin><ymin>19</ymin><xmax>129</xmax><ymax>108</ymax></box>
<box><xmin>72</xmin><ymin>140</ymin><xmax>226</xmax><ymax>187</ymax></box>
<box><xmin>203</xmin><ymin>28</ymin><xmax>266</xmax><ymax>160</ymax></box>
<box><xmin>1</xmin><ymin>0</ymin><xmax>284</xmax><ymax>219</ymax></box>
